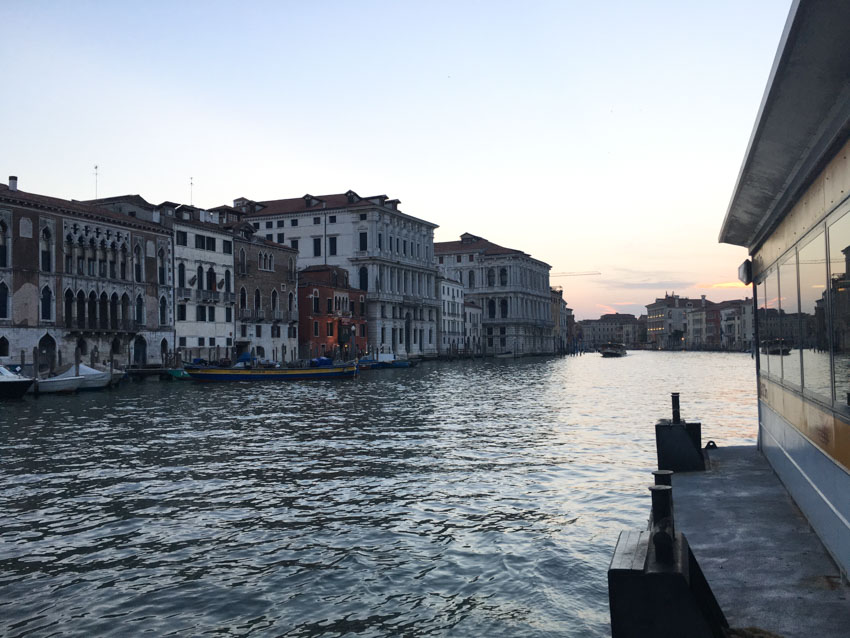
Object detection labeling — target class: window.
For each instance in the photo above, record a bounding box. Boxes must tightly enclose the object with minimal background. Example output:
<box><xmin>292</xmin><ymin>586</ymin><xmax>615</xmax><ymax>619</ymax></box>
<box><xmin>176</xmin><ymin>231</ymin><xmax>187</xmax><ymax>246</ymax></box>
<box><xmin>40</xmin><ymin>228</ymin><xmax>52</xmax><ymax>272</ymax></box>
<box><xmin>41</xmin><ymin>286</ymin><xmax>53</xmax><ymax>320</ymax></box>
<box><xmin>206</xmin><ymin>237</ymin><xmax>215</xmax><ymax>251</ymax></box>
<box><xmin>313</xmin><ymin>237</ymin><xmax>321</xmax><ymax>257</ymax></box>
<box><xmin>313</xmin><ymin>217</ymin><xmax>321</xmax><ymax>225</ymax></box>
<box><xmin>134</xmin><ymin>245</ymin><xmax>143</xmax><ymax>282</ymax></box>
<box><xmin>207</xmin><ymin>306</ymin><xmax>216</xmax><ymax>322</ymax></box>
<box><xmin>198</xmin><ymin>337</ymin><xmax>205</xmax><ymax>346</ymax></box>
<box><xmin>360</xmin><ymin>213</ymin><xmax>367</xmax><ymax>220</ymax></box>
<box><xmin>359</xmin><ymin>232</ymin><xmax>367</xmax><ymax>251</ymax></box>
<box><xmin>227</xmin><ymin>338</ymin><xmax>232</xmax><ymax>346</ymax></box>
<box><xmin>177</xmin><ymin>304</ymin><xmax>186</xmax><ymax>321</ymax></box>
<box><xmin>291</xmin><ymin>219</ymin><xmax>298</xmax><ymax>227</ymax></box>
<box><xmin>360</xmin><ymin>324</ymin><xmax>366</xmax><ymax>338</ymax></box>
<box><xmin>378</xmin><ymin>233</ymin><xmax>382</xmax><ymax>250</ymax></box>
<box><xmin>0</xmin><ymin>282</ymin><xmax>7</xmax><ymax>319</ymax></box>
<box><xmin>226</xmin><ymin>307</ymin><xmax>232</xmax><ymax>322</ymax></box>
<box><xmin>195</xmin><ymin>234</ymin><xmax>206</xmax><ymax>249</ymax></box>
<box><xmin>252</xmin><ymin>223</ymin><xmax>260</xmax><ymax>229</ymax></box>
<box><xmin>277</xmin><ymin>220</ymin><xmax>285</xmax><ymax>228</ymax></box>
<box><xmin>329</xmin><ymin>237</ymin><xmax>337</xmax><ymax>256</ymax></box>
<box><xmin>500</xmin><ymin>268</ymin><xmax>508</xmax><ymax>286</ymax></box>
<box><xmin>327</xmin><ymin>322</ymin><xmax>334</xmax><ymax>337</ymax></box>
<box><xmin>159</xmin><ymin>296</ymin><xmax>167</xmax><ymax>325</ymax></box>
<box><xmin>222</xmin><ymin>240</ymin><xmax>232</xmax><ymax>254</ymax></box>
<box><xmin>179</xmin><ymin>337</ymin><xmax>186</xmax><ymax>347</ymax></box>
<box><xmin>327</xmin><ymin>298</ymin><xmax>333</xmax><ymax>314</ymax></box>
<box><xmin>313</xmin><ymin>321</ymin><xmax>319</xmax><ymax>337</ymax></box>
<box><xmin>329</xmin><ymin>215</ymin><xmax>336</xmax><ymax>223</ymax></box>
<box><xmin>290</xmin><ymin>239</ymin><xmax>299</xmax><ymax>251</ymax></box>
<box><xmin>256</xmin><ymin>324</ymin><xmax>262</xmax><ymax>338</ymax></box>
<box><xmin>359</xmin><ymin>267</ymin><xmax>368</xmax><ymax>291</ymax></box>
<box><xmin>196</xmin><ymin>305</ymin><xmax>206</xmax><ymax>321</ymax></box>
<box><xmin>277</xmin><ymin>233</ymin><xmax>285</xmax><ymax>243</ymax></box>
<box><xmin>266</xmin><ymin>221</ymin><xmax>273</xmax><ymax>229</ymax></box>
<box><xmin>209</xmin><ymin>338</ymin><xmax>216</xmax><ymax>347</ymax></box>
<box><xmin>469</xmin><ymin>254</ymin><xmax>474</xmax><ymax>262</ymax></box>
<box><xmin>313</xmin><ymin>296</ymin><xmax>320</xmax><ymax>313</ymax></box>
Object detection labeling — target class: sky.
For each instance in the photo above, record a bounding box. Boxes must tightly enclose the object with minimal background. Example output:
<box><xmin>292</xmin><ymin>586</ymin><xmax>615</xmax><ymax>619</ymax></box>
<box><xmin>1</xmin><ymin>0</ymin><xmax>793</xmax><ymax>319</ymax></box>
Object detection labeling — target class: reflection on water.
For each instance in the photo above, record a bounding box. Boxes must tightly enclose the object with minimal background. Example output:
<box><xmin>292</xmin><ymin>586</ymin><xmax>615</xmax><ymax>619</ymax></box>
<box><xmin>0</xmin><ymin>352</ymin><xmax>756</xmax><ymax>637</ymax></box>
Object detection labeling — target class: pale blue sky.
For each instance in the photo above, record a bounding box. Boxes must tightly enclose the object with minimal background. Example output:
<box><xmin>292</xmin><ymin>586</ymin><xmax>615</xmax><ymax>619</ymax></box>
<box><xmin>1</xmin><ymin>1</ymin><xmax>792</xmax><ymax>318</ymax></box>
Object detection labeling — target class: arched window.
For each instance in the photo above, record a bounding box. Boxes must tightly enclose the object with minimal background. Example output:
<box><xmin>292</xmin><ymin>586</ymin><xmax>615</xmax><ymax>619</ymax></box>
<box><xmin>110</xmin><ymin>293</ymin><xmax>118</xmax><ymax>329</ymax></box>
<box><xmin>0</xmin><ymin>281</ymin><xmax>8</xmax><ymax>319</ymax></box>
<box><xmin>88</xmin><ymin>291</ymin><xmax>97</xmax><ymax>329</ymax></box>
<box><xmin>254</xmin><ymin>288</ymin><xmax>261</xmax><ymax>309</ymax></box>
<box><xmin>159</xmin><ymin>296</ymin><xmax>167</xmax><ymax>325</ymax></box>
<box><xmin>64</xmin><ymin>289</ymin><xmax>74</xmax><ymax>326</ymax></box>
<box><xmin>178</xmin><ymin>262</ymin><xmax>186</xmax><ymax>288</ymax></box>
<box><xmin>0</xmin><ymin>336</ymin><xmax>8</xmax><ymax>357</ymax></box>
<box><xmin>135</xmin><ymin>294</ymin><xmax>145</xmax><ymax>325</ymax></box>
<box><xmin>120</xmin><ymin>244</ymin><xmax>128</xmax><ymax>280</ymax></box>
<box><xmin>76</xmin><ymin>291</ymin><xmax>86</xmax><ymax>328</ymax></box>
<box><xmin>158</xmin><ymin>249</ymin><xmax>166</xmax><ymax>284</ymax></box>
<box><xmin>468</xmin><ymin>270</ymin><xmax>475</xmax><ymax>288</ymax></box>
<box><xmin>224</xmin><ymin>270</ymin><xmax>231</xmax><ymax>293</ymax></box>
<box><xmin>0</xmin><ymin>221</ymin><xmax>8</xmax><ymax>268</ymax></box>
<box><xmin>197</xmin><ymin>266</ymin><xmax>204</xmax><ymax>290</ymax></box>
<box><xmin>271</xmin><ymin>289</ymin><xmax>278</xmax><ymax>311</ymax></box>
<box><xmin>500</xmin><ymin>298</ymin><xmax>508</xmax><ymax>318</ymax></box>
<box><xmin>207</xmin><ymin>267</ymin><xmax>216</xmax><ymax>291</ymax></box>
<box><xmin>134</xmin><ymin>244</ymin><xmax>142</xmax><ymax>282</ymax></box>
<box><xmin>499</xmin><ymin>268</ymin><xmax>508</xmax><ymax>286</ymax></box>
<box><xmin>121</xmin><ymin>294</ymin><xmax>130</xmax><ymax>328</ymax></box>
<box><xmin>288</xmin><ymin>291</ymin><xmax>294</xmax><ymax>312</ymax></box>
<box><xmin>239</xmin><ymin>287</ymin><xmax>247</xmax><ymax>309</ymax></box>
<box><xmin>99</xmin><ymin>292</ymin><xmax>109</xmax><ymax>329</ymax></box>
<box><xmin>269</xmin><ymin>255</ymin><xmax>274</xmax><ymax>271</ymax></box>
<box><xmin>488</xmin><ymin>299</ymin><xmax>496</xmax><ymax>319</ymax></box>
<box><xmin>239</xmin><ymin>248</ymin><xmax>246</xmax><ymax>272</ymax></box>
<box><xmin>41</xmin><ymin>286</ymin><xmax>53</xmax><ymax>321</ymax></box>
<box><xmin>359</xmin><ymin>266</ymin><xmax>368</xmax><ymax>291</ymax></box>
<box><xmin>487</xmin><ymin>268</ymin><xmax>495</xmax><ymax>287</ymax></box>
<box><xmin>40</xmin><ymin>228</ymin><xmax>52</xmax><ymax>272</ymax></box>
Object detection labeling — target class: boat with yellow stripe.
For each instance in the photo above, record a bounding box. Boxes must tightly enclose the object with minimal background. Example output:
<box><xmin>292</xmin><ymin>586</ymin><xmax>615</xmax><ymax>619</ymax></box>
<box><xmin>185</xmin><ymin>363</ymin><xmax>357</xmax><ymax>382</ymax></box>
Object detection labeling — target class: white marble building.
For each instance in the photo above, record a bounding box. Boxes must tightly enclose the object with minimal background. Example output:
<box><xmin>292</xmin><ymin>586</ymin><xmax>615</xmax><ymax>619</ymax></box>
<box><xmin>435</xmin><ymin>233</ymin><xmax>554</xmax><ymax>356</ymax></box>
<box><xmin>235</xmin><ymin>191</ymin><xmax>440</xmax><ymax>358</ymax></box>
<box><xmin>437</xmin><ymin>276</ymin><xmax>464</xmax><ymax>355</ymax></box>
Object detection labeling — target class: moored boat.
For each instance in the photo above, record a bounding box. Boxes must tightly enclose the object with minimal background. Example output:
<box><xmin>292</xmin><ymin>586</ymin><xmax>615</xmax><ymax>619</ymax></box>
<box><xmin>0</xmin><ymin>365</ymin><xmax>35</xmax><ymax>399</ymax></box>
<box><xmin>53</xmin><ymin>363</ymin><xmax>112</xmax><ymax>390</ymax></box>
<box><xmin>165</xmin><ymin>368</ymin><xmax>192</xmax><ymax>380</ymax></box>
<box><xmin>599</xmin><ymin>342</ymin><xmax>627</xmax><ymax>357</ymax></box>
<box><xmin>27</xmin><ymin>375</ymin><xmax>85</xmax><ymax>394</ymax></box>
<box><xmin>356</xmin><ymin>354</ymin><xmax>413</xmax><ymax>369</ymax></box>
<box><xmin>185</xmin><ymin>363</ymin><xmax>357</xmax><ymax>381</ymax></box>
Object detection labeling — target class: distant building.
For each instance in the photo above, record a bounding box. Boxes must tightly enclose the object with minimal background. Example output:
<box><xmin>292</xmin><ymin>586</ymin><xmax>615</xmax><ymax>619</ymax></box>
<box><xmin>297</xmin><ymin>265</ymin><xmax>367</xmax><ymax>360</ymax></box>
<box><xmin>550</xmin><ymin>288</ymin><xmax>569</xmax><ymax>353</ymax></box>
<box><xmin>579</xmin><ymin>313</ymin><xmax>640</xmax><ymax>349</ymax></box>
<box><xmin>435</xmin><ymin>233</ymin><xmax>554</xmax><ymax>356</ymax></box>
<box><xmin>463</xmin><ymin>300</ymin><xmax>483</xmax><ymax>355</ymax></box>
<box><xmin>437</xmin><ymin>275</ymin><xmax>464</xmax><ymax>355</ymax></box>
<box><xmin>646</xmin><ymin>293</ymin><xmax>710</xmax><ymax>349</ymax></box>
<box><xmin>0</xmin><ymin>178</ymin><xmax>173</xmax><ymax>371</ymax></box>
<box><xmin>238</xmin><ymin>191</ymin><xmax>439</xmax><ymax>358</ymax></box>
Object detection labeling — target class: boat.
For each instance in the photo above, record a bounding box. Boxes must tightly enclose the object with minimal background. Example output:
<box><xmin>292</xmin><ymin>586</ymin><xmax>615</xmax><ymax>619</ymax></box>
<box><xmin>53</xmin><ymin>363</ymin><xmax>112</xmax><ymax>390</ymax></box>
<box><xmin>0</xmin><ymin>365</ymin><xmax>35</xmax><ymax>399</ymax></box>
<box><xmin>495</xmin><ymin>351</ymin><xmax>518</xmax><ymax>359</ymax></box>
<box><xmin>760</xmin><ymin>338</ymin><xmax>792</xmax><ymax>355</ymax></box>
<box><xmin>27</xmin><ymin>374</ymin><xmax>85</xmax><ymax>394</ymax></box>
<box><xmin>185</xmin><ymin>362</ymin><xmax>358</xmax><ymax>381</ymax></box>
<box><xmin>165</xmin><ymin>368</ymin><xmax>192</xmax><ymax>380</ymax></box>
<box><xmin>599</xmin><ymin>342</ymin><xmax>627</xmax><ymax>357</ymax></box>
<box><xmin>357</xmin><ymin>354</ymin><xmax>414</xmax><ymax>369</ymax></box>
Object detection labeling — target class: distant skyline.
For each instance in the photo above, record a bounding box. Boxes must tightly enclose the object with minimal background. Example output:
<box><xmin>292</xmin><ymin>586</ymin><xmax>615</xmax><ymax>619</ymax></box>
<box><xmin>1</xmin><ymin>1</ymin><xmax>793</xmax><ymax>319</ymax></box>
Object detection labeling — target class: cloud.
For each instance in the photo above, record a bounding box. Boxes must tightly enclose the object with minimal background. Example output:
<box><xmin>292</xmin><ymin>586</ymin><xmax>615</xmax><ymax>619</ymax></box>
<box><xmin>698</xmin><ymin>281</ymin><xmax>747</xmax><ymax>289</ymax></box>
<box><xmin>596</xmin><ymin>303</ymin><xmax>616</xmax><ymax>314</ymax></box>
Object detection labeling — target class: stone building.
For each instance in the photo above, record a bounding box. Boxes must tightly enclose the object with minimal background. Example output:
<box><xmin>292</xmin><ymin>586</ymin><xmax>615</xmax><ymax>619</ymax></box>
<box><xmin>232</xmin><ymin>222</ymin><xmax>299</xmax><ymax>363</ymax></box>
<box><xmin>0</xmin><ymin>177</ymin><xmax>173</xmax><ymax>371</ymax></box>
<box><xmin>435</xmin><ymin>233</ymin><xmax>554</xmax><ymax>356</ymax></box>
<box><xmin>297</xmin><ymin>265</ymin><xmax>367</xmax><ymax>360</ymax></box>
<box><xmin>236</xmin><ymin>190</ymin><xmax>439</xmax><ymax>358</ymax></box>
<box><xmin>437</xmin><ymin>275</ymin><xmax>464</xmax><ymax>355</ymax></box>
<box><xmin>463</xmin><ymin>300</ymin><xmax>482</xmax><ymax>355</ymax></box>
<box><xmin>645</xmin><ymin>293</ymin><xmax>709</xmax><ymax>349</ymax></box>
<box><xmin>578</xmin><ymin>313</ymin><xmax>640</xmax><ymax>349</ymax></box>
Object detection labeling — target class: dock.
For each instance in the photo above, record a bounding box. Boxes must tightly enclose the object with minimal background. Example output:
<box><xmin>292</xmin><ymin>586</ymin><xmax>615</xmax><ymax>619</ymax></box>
<box><xmin>673</xmin><ymin>446</ymin><xmax>850</xmax><ymax>637</ymax></box>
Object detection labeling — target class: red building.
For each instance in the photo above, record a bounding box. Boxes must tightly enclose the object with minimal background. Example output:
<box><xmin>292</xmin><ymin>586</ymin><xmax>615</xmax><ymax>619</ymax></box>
<box><xmin>297</xmin><ymin>265</ymin><xmax>367</xmax><ymax>360</ymax></box>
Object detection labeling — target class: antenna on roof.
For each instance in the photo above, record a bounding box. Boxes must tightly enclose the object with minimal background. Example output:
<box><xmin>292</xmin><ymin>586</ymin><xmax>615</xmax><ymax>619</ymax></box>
<box><xmin>94</xmin><ymin>164</ymin><xmax>99</xmax><ymax>200</ymax></box>
<box><xmin>190</xmin><ymin>177</ymin><xmax>194</xmax><ymax>206</ymax></box>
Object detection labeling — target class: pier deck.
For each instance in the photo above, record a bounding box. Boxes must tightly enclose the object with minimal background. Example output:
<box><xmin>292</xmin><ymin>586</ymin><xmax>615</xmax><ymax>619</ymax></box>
<box><xmin>673</xmin><ymin>445</ymin><xmax>849</xmax><ymax>637</ymax></box>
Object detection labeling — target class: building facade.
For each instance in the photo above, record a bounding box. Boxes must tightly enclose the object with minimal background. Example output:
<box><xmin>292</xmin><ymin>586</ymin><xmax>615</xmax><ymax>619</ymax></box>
<box><xmin>579</xmin><ymin>313</ymin><xmax>640</xmax><ymax>349</ymax></box>
<box><xmin>0</xmin><ymin>178</ymin><xmax>173</xmax><ymax>371</ymax></box>
<box><xmin>435</xmin><ymin>233</ymin><xmax>554</xmax><ymax>356</ymax></box>
<box><xmin>238</xmin><ymin>191</ymin><xmax>439</xmax><ymax>358</ymax></box>
<box><xmin>463</xmin><ymin>300</ymin><xmax>482</xmax><ymax>355</ymax></box>
<box><xmin>437</xmin><ymin>276</ymin><xmax>464</xmax><ymax>355</ymax></box>
<box><xmin>297</xmin><ymin>265</ymin><xmax>367</xmax><ymax>360</ymax></box>
<box><xmin>646</xmin><ymin>293</ymin><xmax>709</xmax><ymax>349</ymax></box>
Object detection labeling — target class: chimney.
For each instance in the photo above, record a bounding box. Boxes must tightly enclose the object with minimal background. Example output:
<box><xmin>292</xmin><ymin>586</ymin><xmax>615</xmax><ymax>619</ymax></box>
<box><xmin>701</xmin><ymin>294</ymin><xmax>706</xmax><ymax>307</ymax></box>
<box><xmin>8</xmin><ymin>176</ymin><xmax>17</xmax><ymax>191</ymax></box>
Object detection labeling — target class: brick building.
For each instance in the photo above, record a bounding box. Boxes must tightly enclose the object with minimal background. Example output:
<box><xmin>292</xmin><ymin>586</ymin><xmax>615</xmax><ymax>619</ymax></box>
<box><xmin>297</xmin><ymin>265</ymin><xmax>367</xmax><ymax>360</ymax></box>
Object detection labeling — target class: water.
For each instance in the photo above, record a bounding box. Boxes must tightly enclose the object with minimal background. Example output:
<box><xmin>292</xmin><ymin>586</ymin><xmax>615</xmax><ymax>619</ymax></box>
<box><xmin>0</xmin><ymin>351</ymin><xmax>757</xmax><ymax>637</ymax></box>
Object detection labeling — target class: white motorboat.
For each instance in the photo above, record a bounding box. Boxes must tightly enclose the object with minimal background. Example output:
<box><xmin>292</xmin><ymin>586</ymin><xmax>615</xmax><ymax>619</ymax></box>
<box><xmin>27</xmin><ymin>374</ymin><xmax>84</xmax><ymax>394</ymax></box>
<box><xmin>0</xmin><ymin>365</ymin><xmax>35</xmax><ymax>399</ymax></box>
<box><xmin>53</xmin><ymin>363</ymin><xmax>112</xmax><ymax>390</ymax></box>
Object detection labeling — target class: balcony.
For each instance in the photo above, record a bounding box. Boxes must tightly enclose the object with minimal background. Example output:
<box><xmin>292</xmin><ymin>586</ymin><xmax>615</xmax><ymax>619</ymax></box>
<box><xmin>255</xmin><ymin>308</ymin><xmax>265</xmax><ymax>321</ymax></box>
<box><xmin>195</xmin><ymin>289</ymin><xmax>220</xmax><ymax>303</ymax></box>
<box><xmin>176</xmin><ymin>287</ymin><xmax>193</xmax><ymax>300</ymax></box>
<box><xmin>239</xmin><ymin>308</ymin><xmax>254</xmax><ymax>321</ymax></box>
<box><xmin>222</xmin><ymin>292</ymin><xmax>236</xmax><ymax>304</ymax></box>
<box><xmin>272</xmin><ymin>309</ymin><xmax>291</xmax><ymax>322</ymax></box>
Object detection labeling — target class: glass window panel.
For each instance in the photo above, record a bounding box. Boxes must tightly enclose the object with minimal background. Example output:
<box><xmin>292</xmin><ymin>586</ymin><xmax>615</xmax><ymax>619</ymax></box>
<box><xmin>762</xmin><ymin>271</ymin><xmax>783</xmax><ymax>378</ymax></box>
<box><xmin>757</xmin><ymin>279</ymin><xmax>769</xmax><ymax>377</ymax></box>
<box><xmin>779</xmin><ymin>252</ymin><xmax>801</xmax><ymax>387</ymax></box>
<box><xmin>799</xmin><ymin>230</ymin><xmax>831</xmax><ymax>400</ymax></box>
<box><xmin>829</xmin><ymin>211</ymin><xmax>850</xmax><ymax>405</ymax></box>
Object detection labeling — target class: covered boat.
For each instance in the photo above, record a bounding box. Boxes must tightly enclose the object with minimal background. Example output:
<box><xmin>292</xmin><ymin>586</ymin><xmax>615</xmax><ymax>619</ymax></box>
<box><xmin>0</xmin><ymin>365</ymin><xmax>35</xmax><ymax>399</ymax></box>
<box><xmin>27</xmin><ymin>374</ymin><xmax>84</xmax><ymax>394</ymax></box>
<box><xmin>53</xmin><ymin>363</ymin><xmax>113</xmax><ymax>390</ymax></box>
<box><xmin>599</xmin><ymin>342</ymin><xmax>627</xmax><ymax>357</ymax></box>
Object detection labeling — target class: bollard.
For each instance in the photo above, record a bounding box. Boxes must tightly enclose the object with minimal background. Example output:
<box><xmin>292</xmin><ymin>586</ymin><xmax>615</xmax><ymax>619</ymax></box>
<box><xmin>653</xmin><ymin>470</ymin><xmax>673</xmax><ymax>486</ymax></box>
<box><xmin>671</xmin><ymin>392</ymin><xmax>681</xmax><ymax>424</ymax></box>
<box><xmin>656</xmin><ymin>393</ymin><xmax>706</xmax><ymax>472</ymax></box>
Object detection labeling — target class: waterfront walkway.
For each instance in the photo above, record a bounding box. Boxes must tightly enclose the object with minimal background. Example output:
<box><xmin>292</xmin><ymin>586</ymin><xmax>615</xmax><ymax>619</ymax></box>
<box><xmin>674</xmin><ymin>446</ymin><xmax>849</xmax><ymax>637</ymax></box>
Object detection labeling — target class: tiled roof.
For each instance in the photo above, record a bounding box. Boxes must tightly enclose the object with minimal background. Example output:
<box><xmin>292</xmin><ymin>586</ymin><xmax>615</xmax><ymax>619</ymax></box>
<box><xmin>0</xmin><ymin>184</ymin><xmax>168</xmax><ymax>234</ymax></box>
<box><xmin>80</xmin><ymin>194</ymin><xmax>154</xmax><ymax>210</ymax></box>
<box><xmin>434</xmin><ymin>234</ymin><xmax>525</xmax><ymax>257</ymax></box>
<box><xmin>250</xmin><ymin>191</ymin><xmax>383</xmax><ymax>216</ymax></box>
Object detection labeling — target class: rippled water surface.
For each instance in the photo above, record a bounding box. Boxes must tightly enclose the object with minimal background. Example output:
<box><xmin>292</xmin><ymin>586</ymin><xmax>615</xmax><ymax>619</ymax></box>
<box><xmin>1</xmin><ymin>352</ymin><xmax>757</xmax><ymax>637</ymax></box>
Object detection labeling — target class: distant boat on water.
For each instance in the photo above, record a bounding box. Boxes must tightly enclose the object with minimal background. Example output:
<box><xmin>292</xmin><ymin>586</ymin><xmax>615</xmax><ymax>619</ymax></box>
<box><xmin>599</xmin><ymin>343</ymin><xmax>627</xmax><ymax>357</ymax></box>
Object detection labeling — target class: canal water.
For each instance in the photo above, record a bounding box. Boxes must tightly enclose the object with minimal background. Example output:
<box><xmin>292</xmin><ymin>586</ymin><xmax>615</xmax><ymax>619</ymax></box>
<box><xmin>0</xmin><ymin>351</ymin><xmax>757</xmax><ymax>637</ymax></box>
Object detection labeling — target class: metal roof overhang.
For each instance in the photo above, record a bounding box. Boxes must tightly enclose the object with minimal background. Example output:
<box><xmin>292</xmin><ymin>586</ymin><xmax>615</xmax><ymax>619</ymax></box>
<box><xmin>719</xmin><ymin>0</ymin><xmax>850</xmax><ymax>252</ymax></box>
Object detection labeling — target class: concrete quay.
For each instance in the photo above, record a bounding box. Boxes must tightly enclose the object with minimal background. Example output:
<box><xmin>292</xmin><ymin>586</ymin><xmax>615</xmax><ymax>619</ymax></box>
<box><xmin>673</xmin><ymin>446</ymin><xmax>850</xmax><ymax>637</ymax></box>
